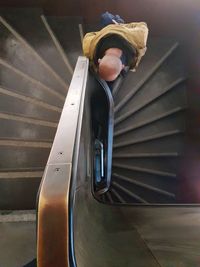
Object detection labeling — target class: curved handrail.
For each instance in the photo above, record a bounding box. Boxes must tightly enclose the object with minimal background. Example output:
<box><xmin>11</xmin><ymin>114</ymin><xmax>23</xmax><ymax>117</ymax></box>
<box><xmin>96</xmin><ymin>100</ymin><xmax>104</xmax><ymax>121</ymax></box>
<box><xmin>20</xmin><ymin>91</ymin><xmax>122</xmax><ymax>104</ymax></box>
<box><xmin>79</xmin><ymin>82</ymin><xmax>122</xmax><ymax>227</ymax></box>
<box><xmin>37</xmin><ymin>56</ymin><xmax>89</xmax><ymax>267</ymax></box>
<box><xmin>91</xmin><ymin>72</ymin><xmax>114</xmax><ymax>195</ymax></box>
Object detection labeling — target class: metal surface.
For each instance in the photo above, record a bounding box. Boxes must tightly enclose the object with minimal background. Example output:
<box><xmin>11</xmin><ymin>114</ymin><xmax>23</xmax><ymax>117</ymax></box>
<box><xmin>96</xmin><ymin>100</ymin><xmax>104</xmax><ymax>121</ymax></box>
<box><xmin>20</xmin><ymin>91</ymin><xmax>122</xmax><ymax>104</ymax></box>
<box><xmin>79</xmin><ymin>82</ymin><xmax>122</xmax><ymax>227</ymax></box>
<box><xmin>0</xmin><ymin>17</ymin><xmax>66</xmax><ymax>94</ymax></box>
<box><xmin>74</xmin><ymin>186</ymin><xmax>161</xmax><ymax>267</ymax></box>
<box><xmin>0</xmin><ymin>8</ymin><xmax>71</xmax><ymax>85</ymax></box>
<box><xmin>0</xmin><ymin>116</ymin><xmax>56</xmax><ymax>140</ymax></box>
<box><xmin>0</xmin><ymin>7</ymin><xmax>198</xmax><ymax>267</ymax></box>
<box><xmin>38</xmin><ymin>65</ymin><xmax>160</xmax><ymax>266</ymax></box>
<box><xmin>69</xmin><ymin>76</ymin><xmax>200</xmax><ymax>267</ymax></box>
<box><xmin>0</xmin><ymin>210</ymin><xmax>36</xmax><ymax>267</ymax></box>
<box><xmin>91</xmin><ymin>74</ymin><xmax>114</xmax><ymax>194</ymax></box>
<box><xmin>0</xmin><ymin>146</ymin><xmax>50</xmax><ymax>170</ymax></box>
<box><xmin>0</xmin><ymin>176</ymin><xmax>41</xmax><ymax>209</ymax></box>
<box><xmin>0</xmin><ymin>90</ymin><xmax>61</xmax><ymax>121</ymax></box>
<box><xmin>122</xmin><ymin>207</ymin><xmax>200</xmax><ymax>267</ymax></box>
<box><xmin>0</xmin><ymin>9</ymin><xmax>81</xmax><ymax>210</ymax></box>
<box><xmin>37</xmin><ymin>57</ymin><xmax>89</xmax><ymax>267</ymax></box>
<box><xmin>68</xmin><ymin>76</ymin><xmax>200</xmax><ymax>266</ymax></box>
<box><xmin>45</xmin><ymin>16</ymin><xmax>83</xmax><ymax>68</ymax></box>
<box><xmin>114</xmin><ymin>40</ymin><xmax>179</xmax><ymax>112</ymax></box>
<box><xmin>36</xmin><ymin>55</ymin><xmax>199</xmax><ymax>267</ymax></box>
<box><xmin>41</xmin><ymin>14</ymin><xmax>74</xmax><ymax>76</ymax></box>
<box><xmin>0</xmin><ymin>58</ymin><xmax>65</xmax><ymax>106</ymax></box>
<box><xmin>103</xmin><ymin>38</ymin><xmax>188</xmax><ymax>204</ymax></box>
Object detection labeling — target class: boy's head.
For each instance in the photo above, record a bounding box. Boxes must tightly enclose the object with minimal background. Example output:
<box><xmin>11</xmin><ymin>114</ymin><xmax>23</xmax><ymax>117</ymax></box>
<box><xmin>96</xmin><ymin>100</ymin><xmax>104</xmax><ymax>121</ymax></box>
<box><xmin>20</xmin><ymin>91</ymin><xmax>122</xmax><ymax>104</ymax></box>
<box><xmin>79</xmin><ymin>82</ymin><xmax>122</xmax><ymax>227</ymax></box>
<box><xmin>98</xmin><ymin>54</ymin><xmax>124</xmax><ymax>81</ymax></box>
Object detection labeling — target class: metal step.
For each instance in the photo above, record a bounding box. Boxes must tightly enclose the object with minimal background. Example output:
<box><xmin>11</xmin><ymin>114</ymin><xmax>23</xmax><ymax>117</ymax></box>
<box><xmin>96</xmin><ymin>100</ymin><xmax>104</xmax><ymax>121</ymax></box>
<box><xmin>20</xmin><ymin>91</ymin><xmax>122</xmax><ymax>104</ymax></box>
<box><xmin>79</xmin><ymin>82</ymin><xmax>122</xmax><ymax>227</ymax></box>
<box><xmin>0</xmin><ymin>8</ymin><xmax>72</xmax><ymax>85</ymax></box>
<box><xmin>0</xmin><ymin>173</ymin><xmax>42</xmax><ymax>209</ymax></box>
<box><xmin>0</xmin><ymin>9</ymin><xmax>83</xmax><ymax>210</ymax></box>
<box><xmin>0</xmin><ymin>210</ymin><xmax>36</xmax><ymax>266</ymax></box>
<box><xmin>0</xmin><ymin>14</ymin><xmax>67</xmax><ymax>95</ymax></box>
<box><xmin>0</xmin><ymin>58</ymin><xmax>65</xmax><ymax>106</ymax></box>
<box><xmin>0</xmin><ymin>86</ymin><xmax>61</xmax><ymax>121</ymax></box>
<box><xmin>45</xmin><ymin>16</ymin><xmax>83</xmax><ymax>69</ymax></box>
<box><xmin>0</xmin><ymin>114</ymin><xmax>57</xmax><ymax>140</ymax></box>
<box><xmin>104</xmin><ymin>38</ymin><xmax>187</xmax><ymax>204</ymax></box>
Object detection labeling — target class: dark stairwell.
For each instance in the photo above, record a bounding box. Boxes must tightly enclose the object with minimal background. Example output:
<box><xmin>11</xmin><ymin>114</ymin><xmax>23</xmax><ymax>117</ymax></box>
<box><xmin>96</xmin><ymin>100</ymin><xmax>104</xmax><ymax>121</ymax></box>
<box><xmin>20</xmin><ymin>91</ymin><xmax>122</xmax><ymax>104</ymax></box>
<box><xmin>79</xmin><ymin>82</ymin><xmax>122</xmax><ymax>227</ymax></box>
<box><xmin>0</xmin><ymin>2</ymin><xmax>199</xmax><ymax>267</ymax></box>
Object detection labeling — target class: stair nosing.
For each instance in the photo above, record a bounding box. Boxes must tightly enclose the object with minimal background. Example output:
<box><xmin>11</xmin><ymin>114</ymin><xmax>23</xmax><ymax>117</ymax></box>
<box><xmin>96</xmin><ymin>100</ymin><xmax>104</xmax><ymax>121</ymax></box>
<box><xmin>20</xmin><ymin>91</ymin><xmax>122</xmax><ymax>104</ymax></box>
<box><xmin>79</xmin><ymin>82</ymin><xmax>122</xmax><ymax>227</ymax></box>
<box><xmin>0</xmin><ymin>86</ymin><xmax>62</xmax><ymax>113</ymax></box>
<box><xmin>0</xmin><ymin>170</ymin><xmax>43</xmax><ymax>179</ymax></box>
<box><xmin>113</xmin><ymin>181</ymin><xmax>148</xmax><ymax>204</ymax></box>
<box><xmin>0</xmin><ymin>111</ymin><xmax>58</xmax><ymax>126</ymax></box>
<box><xmin>41</xmin><ymin>15</ymin><xmax>74</xmax><ymax>76</ymax></box>
<box><xmin>114</xmin><ymin>106</ymin><xmax>186</xmax><ymax>137</ymax></box>
<box><xmin>0</xmin><ymin>138</ymin><xmax>53</xmax><ymax>148</ymax></box>
<box><xmin>112</xmin><ymin>163</ymin><xmax>177</xmax><ymax>178</ymax></box>
<box><xmin>113</xmin><ymin>129</ymin><xmax>184</xmax><ymax>148</ymax></box>
<box><xmin>0</xmin><ymin>210</ymin><xmax>36</xmax><ymax>222</ymax></box>
<box><xmin>106</xmin><ymin>192</ymin><xmax>114</xmax><ymax>204</ymax></box>
<box><xmin>111</xmin><ymin>188</ymin><xmax>125</xmax><ymax>203</ymax></box>
<box><xmin>112</xmin><ymin>172</ymin><xmax>175</xmax><ymax>198</ymax></box>
<box><xmin>0</xmin><ymin>58</ymin><xmax>66</xmax><ymax>101</ymax></box>
<box><xmin>115</xmin><ymin>77</ymin><xmax>186</xmax><ymax>126</ymax></box>
<box><xmin>112</xmin><ymin>152</ymin><xmax>180</xmax><ymax>158</ymax></box>
<box><xmin>0</xmin><ymin>15</ymin><xmax>69</xmax><ymax>92</ymax></box>
<box><xmin>114</xmin><ymin>42</ymin><xmax>179</xmax><ymax>112</ymax></box>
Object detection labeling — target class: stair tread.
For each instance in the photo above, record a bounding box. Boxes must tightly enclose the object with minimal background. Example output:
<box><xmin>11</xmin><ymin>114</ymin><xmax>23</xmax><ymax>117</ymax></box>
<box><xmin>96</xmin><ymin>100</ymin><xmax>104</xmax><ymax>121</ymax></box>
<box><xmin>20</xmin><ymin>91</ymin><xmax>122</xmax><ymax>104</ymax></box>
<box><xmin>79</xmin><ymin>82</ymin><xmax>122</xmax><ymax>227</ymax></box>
<box><xmin>0</xmin><ymin>209</ymin><xmax>36</xmax><ymax>266</ymax></box>
<box><xmin>0</xmin><ymin>145</ymin><xmax>50</xmax><ymax>170</ymax></box>
<box><xmin>114</xmin><ymin>106</ymin><xmax>186</xmax><ymax>137</ymax></box>
<box><xmin>113</xmin><ymin>152</ymin><xmax>179</xmax><ymax>158</ymax></box>
<box><xmin>0</xmin><ymin>118</ymin><xmax>56</xmax><ymax>140</ymax></box>
<box><xmin>0</xmin><ymin>59</ymin><xmax>65</xmax><ymax>106</ymax></box>
<box><xmin>0</xmin><ymin>170</ymin><xmax>43</xmax><ymax>179</ymax></box>
<box><xmin>46</xmin><ymin>16</ymin><xmax>83</xmax><ymax>68</ymax></box>
<box><xmin>0</xmin><ymin>92</ymin><xmax>61</xmax><ymax>121</ymax></box>
<box><xmin>115</xmin><ymin>77</ymin><xmax>186</xmax><ymax>126</ymax></box>
<box><xmin>114</xmin><ymin>38</ymin><xmax>179</xmax><ymax>108</ymax></box>
<box><xmin>0</xmin><ymin>17</ymin><xmax>67</xmax><ymax>94</ymax></box>
<box><xmin>112</xmin><ymin>172</ymin><xmax>175</xmax><ymax>197</ymax></box>
<box><xmin>0</xmin><ymin>8</ymin><xmax>72</xmax><ymax>85</ymax></box>
<box><xmin>112</xmin><ymin>163</ymin><xmax>176</xmax><ymax>178</ymax></box>
<box><xmin>114</xmin><ymin>129</ymin><xmax>183</xmax><ymax>148</ymax></box>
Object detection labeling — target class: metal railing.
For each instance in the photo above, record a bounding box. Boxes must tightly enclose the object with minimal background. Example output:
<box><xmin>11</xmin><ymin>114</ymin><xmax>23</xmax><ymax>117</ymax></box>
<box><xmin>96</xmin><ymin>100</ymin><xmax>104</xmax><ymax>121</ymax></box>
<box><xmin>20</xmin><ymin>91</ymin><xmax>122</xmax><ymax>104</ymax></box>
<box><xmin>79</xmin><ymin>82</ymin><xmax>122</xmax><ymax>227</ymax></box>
<box><xmin>37</xmin><ymin>57</ymin><xmax>89</xmax><ymax>267</ymax></box>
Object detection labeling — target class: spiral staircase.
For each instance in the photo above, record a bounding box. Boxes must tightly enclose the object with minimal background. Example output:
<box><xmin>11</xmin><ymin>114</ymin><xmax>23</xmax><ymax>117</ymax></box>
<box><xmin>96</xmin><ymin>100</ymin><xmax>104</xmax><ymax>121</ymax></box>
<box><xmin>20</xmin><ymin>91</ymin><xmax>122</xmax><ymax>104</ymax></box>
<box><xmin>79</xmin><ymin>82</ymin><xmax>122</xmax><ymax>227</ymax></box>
<box><xmin>0</xmin><ymin>8</ymin><xmax>83</xmax><ymax>266</ymax></box>
<box><xmin>0</xmin><ymin>8</ymin><xmax>82</xmax><ymax>210</ymax></box>
<box><xmin>103</xmin><ymin>38</ymin><xmax>187</xmax><ymax>204</ymax></box>
<box><xmin>0</xmin><ymin>7</ymin><xmax>192</xmax><ymax>267</ymax></box>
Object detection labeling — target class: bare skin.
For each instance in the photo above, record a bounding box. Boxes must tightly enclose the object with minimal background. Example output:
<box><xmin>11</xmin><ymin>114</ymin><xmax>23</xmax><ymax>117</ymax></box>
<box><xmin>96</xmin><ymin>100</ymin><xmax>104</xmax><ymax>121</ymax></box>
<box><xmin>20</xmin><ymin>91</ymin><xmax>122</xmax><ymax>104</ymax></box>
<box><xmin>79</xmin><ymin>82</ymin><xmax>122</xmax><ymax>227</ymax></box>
<box><xmin>98</xmin><ymin>48</ymin><xmax>125</xmax><ymax>81</ymax></box>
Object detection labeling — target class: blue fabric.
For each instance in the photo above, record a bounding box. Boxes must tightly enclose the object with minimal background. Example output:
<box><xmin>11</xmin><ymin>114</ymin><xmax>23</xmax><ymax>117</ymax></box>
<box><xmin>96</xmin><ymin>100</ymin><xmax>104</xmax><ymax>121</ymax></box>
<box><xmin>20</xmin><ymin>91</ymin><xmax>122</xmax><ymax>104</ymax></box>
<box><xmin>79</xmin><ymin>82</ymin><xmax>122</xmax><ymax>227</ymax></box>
<box><xmin>120</xmin><ymin>53</ymin><xmax>126</xmax><ymax>65</ymax></box>
<box><xmin>23</xmin><ymin>259</ymin><xmax>36</xmax><ymax>267</ymax></box>
<box><xmin>100</xmin><ymin>12</ymin><xmax>125</xmax><ymax>27</ymax></box>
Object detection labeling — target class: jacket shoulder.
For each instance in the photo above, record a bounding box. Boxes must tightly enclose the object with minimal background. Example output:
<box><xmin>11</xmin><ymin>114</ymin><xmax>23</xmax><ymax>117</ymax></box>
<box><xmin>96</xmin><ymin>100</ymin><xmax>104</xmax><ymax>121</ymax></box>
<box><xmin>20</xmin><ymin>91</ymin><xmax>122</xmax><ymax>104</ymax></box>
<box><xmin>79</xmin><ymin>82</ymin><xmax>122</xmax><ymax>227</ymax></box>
<box><xmin>82</xmin><ymin>32</ymin><xmax>97</xmax><ymax>57</ymax></box>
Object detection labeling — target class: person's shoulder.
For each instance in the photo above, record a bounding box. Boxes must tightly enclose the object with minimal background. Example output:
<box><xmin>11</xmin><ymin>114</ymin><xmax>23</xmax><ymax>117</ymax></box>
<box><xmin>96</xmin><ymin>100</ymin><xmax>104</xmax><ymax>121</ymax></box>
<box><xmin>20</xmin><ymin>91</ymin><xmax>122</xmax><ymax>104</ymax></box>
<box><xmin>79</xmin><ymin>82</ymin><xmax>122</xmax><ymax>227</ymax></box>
<box><xmin>123</xmin><ymin>22</ymin><xmax>148</xmax><ymax>28</ymax></box>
